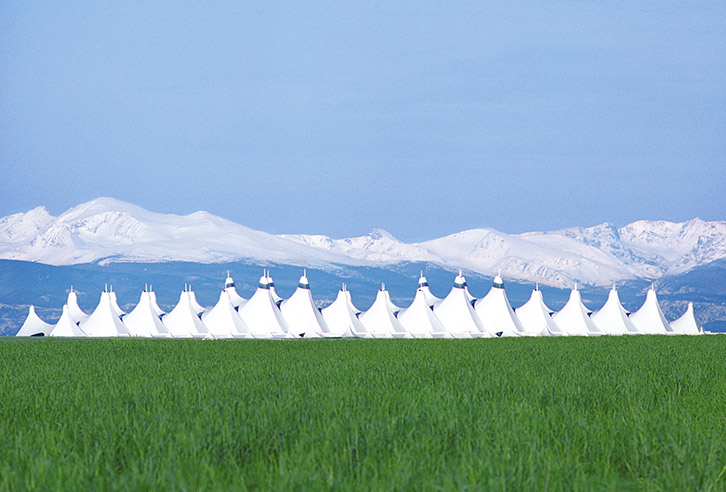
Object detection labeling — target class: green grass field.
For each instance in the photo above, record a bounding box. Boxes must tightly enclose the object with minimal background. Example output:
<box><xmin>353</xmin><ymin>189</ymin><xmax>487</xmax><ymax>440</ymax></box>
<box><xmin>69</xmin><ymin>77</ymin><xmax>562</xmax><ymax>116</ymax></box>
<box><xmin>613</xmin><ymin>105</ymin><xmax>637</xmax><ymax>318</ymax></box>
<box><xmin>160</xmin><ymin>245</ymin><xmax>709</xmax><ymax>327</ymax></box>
<box><xmin>1</xmin><ymin>337</ymin><xmax>725</xmax><ymax>491</ymax></box>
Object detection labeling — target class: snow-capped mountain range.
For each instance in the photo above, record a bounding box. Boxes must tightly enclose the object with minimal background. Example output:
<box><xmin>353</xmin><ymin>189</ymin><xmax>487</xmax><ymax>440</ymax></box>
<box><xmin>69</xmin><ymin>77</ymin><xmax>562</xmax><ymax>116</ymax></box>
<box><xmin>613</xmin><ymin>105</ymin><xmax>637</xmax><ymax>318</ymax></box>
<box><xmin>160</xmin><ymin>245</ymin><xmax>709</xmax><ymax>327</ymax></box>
<box><xmin>1</xmin><ymin>197</ymin><xmax>724</xmax><ymax>288</ymax></box>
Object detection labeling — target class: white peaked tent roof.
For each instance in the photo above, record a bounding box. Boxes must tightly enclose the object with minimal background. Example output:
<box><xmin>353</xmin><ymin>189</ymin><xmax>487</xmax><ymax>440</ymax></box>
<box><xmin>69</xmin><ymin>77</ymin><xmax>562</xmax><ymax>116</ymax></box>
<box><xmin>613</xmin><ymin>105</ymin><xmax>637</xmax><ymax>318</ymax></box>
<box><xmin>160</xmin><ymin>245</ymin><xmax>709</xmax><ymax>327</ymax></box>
<box><xmin>81</xmin><ymin>291</ymin><xmax>131</xmax><ymax>337</ymax></box>
<box><xmin>49</xmin><ymin>304</ymin><xmax>86</xmax><ymax>337</ymax></box>
<box><xmin>345</xmin><ymin>288</ymin><xmax>362</xmax><ymax>314</ymax></box>
<box><xmin>433</xmin><ymin>272</ymin><xmax>488</xmax><ymax>338</ymax></box>
<box><xmin>456</xmin><ymin>270</ymin><xmax>477</xmax><ymax>304</ymax></box>
<box><xmin>202</xmin><ymin>290</ymin><xmax>249</xmax><ymax>338</ymax></box>
<box><xmin>238</xmin><ymin>275</ymin><xmax>291</xmax><ymax>339</ymax></box>
<box><xmin>124</xmin><ymin>290</ymin><xmax>170</xmax><ymax>338</ymax></box>
<box><xmin>398</xmin><ymin>288</ymin><xmax>450</xmax><ymax>338</ymax></box>
<box><xmin>515</xmin><ymin>288</ymin><xmax>563</xmax><ymax>336</ymax></box>
<box><xmin>552</xmin><ymin>287</ymin><xmax>602</xmax><ymax>336</ymax></box>
<box><xmin>321</xmin><ymin>285</ymin><xmax>368</xmax><ymax>338</ymax></box>
<box><xmin>266</xmin><ymin>272</ymin><xmax>284</xmax><ymax>305</ymax></box>
<box><xmin>359</xmin><ymin>286</ymin><xmax>410</xmax><ymax>338</ymax></box>
<box><xmin>591</xmin><ymin>287</ymin><xmax>640</xmax><ymax>335</ymax></box>
<box><xmin>149</xmin><ymin>286</ymin><xmax>165</xmax><ymax>316</ymax></box>
<box><xmin>671</xmin><ymin>302</ymin><xmax>702</xmax><ymax>335</ymax></box>
<box><xmin>66</xmin><ymin>288</ymin><xmax>89</xmax><ymax>324</ymax></box>
<box><xmin>280</xmin><ymin>272</ymin><xmax>328</xmax><ymax>338</ymax></box>
<box><xmin>108</xmin><ymin>288</ymin><xmax>125</xmax><ymax>316</ymax></box>
<box><xmin>224</xmin><ymin>273</ymin><xmax>247</xmax><ymax>308</ymax></box>
<box><xmin>185</xmin><ymin>286</ymin><xmax>206</xmax><ymax>315</ymax></box>
<box><xmin>474</xmin><ymin>274</ymin><xmax>526</xmax><ymax>337</ymax></box>
<box><xmin>417</xmin><ymin>272</ymin><xmax>442</xmax><ymax>307</ymax></box>
<box><xmin>630</xmin><ymin>287</ymin><xmax>675</xmax><ymax>335</ymax></box>
<box><xmin>163</xmin><ymin>289</ymin><xmax>211</xmax><ymax>338</ymax></box>
<box><xmin>16</xmin><ymin>305</ymin><xmax>53</xmax><ymax>336</ymax></box>
<box><xmin>380</xmin><ymin>283</ymin><xmax>402</xmax><ymax>315</ymax></box>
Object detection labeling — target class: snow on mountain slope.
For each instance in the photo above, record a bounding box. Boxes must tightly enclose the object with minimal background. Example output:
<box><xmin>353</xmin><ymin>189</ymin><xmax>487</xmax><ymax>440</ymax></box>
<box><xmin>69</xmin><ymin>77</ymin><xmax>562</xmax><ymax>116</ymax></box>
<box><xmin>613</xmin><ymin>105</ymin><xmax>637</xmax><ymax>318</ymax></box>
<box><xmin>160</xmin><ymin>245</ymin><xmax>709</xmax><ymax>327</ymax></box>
<box><xmin>418</xmin><ymin>228</ymin><xmax>633</xmax><ymax>287</ymax></box>
<box><xmin>0</xmin><ymin>198</ymin><xmax>363</xmax><ymax>268</ymax></box>
<box><xmin>1</xmin><ymin>198</ymin><xmax>724</xmax><ymax>287</ymax></box>
<box><xmin>280</xmin><ymin>229</ymin><xmax>438</xmax><ymax>263</ymax></box>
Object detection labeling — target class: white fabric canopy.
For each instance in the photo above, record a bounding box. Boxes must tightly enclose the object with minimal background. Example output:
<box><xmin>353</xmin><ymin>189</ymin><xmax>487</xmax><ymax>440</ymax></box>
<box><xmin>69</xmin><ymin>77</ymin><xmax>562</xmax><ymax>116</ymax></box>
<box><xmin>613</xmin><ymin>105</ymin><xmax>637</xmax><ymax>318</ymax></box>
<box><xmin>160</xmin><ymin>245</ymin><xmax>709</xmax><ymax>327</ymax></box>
<box><xmin>552</xmin><ymin>288</ymin><xmax>602</xmax><ymax>336</ymax></box>
<box><xmin>163</xmin><ymin>289</ymin><xmax>211</xmax><ymax>338</ymax></box>
<box><xmin>81</xmin><ymin>291</ymin><xmax>131</xmax><ymax>337</ymax></box>
<box><xmin>474</xmin><ymin>275</ymin><xmax>526</xmax><ymax>337</ymax></box>
<box><xmin>202</xmin><ymin>290</ymin><xmax>249</xmax><ymax>338</ymax></box>
<box><xmin>433</xmin><ymin>273</ymin><xmax>488</xmax><ymax>338</ymax></box>
<box><xmin>398</xmin><ymin>287</ymin><xmax>450</xmax><ymax>338</ymax></box>
<box><xmin>591</xmin><ymin>287</ymin><xmax>640</xmax><ymax>335</ymax></box>
<box><xmin>629</xmin><ymin>287</ymin><xmax>675</xmax><ymax>335</ymax></box>
<box><xmin>280</xmin><ymin>273</ymin><xmax>328</xmax><ymax>338</ymax></box>
<box><xmin>359</xmin><ymin>287</ymin><xmax>409</xmax><ymax>338</ymax></box>
<box><xmin>321</xmin><ymin>286</ymin><xmax>368</xmax><ymax>338</ymax></box>
<box><xmin>514</xmin><ymin>289</ymin><xmax>563</xmax><ymax>336</ymax></box>
<box><xmin>238</xmin><ymin>275</ymin><xmax>291</xmax><ymax>339</ymax></box>
<box><xmin>16</xmin><ymin>305</ymin><xmax>53</xmax><ymax>336</ymax></box>
<box><xmin>50</xmin><ymin>305</ymin><xmax>86</xmax><ymax>337</ymax></box>
<box><xmin>124</xmin><ymin>290</ymin><xmax>170</xmax><ymax>338</ymax></box>
<box><xmin>66</xmin><ymin>289</ymin><xmax>89</xmax><ymax>324</ymax></box>
<box><xmin>670</xmin><ymin>302</ymin><xmax>702</xmax><ymax>335</ymax></box>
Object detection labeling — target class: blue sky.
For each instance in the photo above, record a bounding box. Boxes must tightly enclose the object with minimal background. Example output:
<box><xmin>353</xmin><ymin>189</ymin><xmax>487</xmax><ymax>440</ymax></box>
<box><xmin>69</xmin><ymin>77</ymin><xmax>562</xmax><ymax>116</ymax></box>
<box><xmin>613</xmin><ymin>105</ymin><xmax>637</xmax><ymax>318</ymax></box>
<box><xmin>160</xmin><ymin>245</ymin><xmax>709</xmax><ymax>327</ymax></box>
<box><xmin>1</xmin><ymin>1</ymin><xmax>724</xmax><ymax>241</ymax></box>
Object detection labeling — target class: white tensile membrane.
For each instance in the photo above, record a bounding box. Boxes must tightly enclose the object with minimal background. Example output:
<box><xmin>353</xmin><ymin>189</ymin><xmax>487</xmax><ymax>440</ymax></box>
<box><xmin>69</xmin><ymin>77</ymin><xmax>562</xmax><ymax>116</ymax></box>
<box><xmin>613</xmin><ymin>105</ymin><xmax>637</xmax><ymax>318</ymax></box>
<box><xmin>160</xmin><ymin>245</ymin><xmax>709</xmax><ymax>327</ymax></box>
<box><xmin>280</xmin><ymin>270</ymin><xmax>328</xmax><ymax>338</ymax></box>
<box><xmin>591</xmin><ymin>286</ymin><xmax>640</xmax><ymax>335</ymax></box>
<box><xmin>147</xmin><ymin>288</ymin><xmax>165</xmax><ymax>317</ymax></box>
<box><xmin>670</xmin><ymin>302</ymin><xmax>702</xmax><ymax>335</ymax></box>
<box><xmin>81</xmin><ymin>290</ymin><xmax>131</xmax><ymax>337</ymax></box>
<box><xmin>162</xmin><ymin>287</ymin><xmax>211</xmax><ymax>338</ymax></box>
<box><xmin>359</xmin><ymin>284</ymin><xmax>410</xmax><ymax>338</ymax></box>
<box><xmin>66</xmin><ymin>287</ymin><xmax>89</xmax><ymax>324</ymax></box>
<box><xmin>202</xmin><ymin>289</ymin><xmax>249</xmax><ymax>338</ymax></box>
<box><xmin>433</xmin><ymin>271</ymin><xmax>488</xmax><ymax>338</ymax></box>
<box><xmin>514</xmin><ymin>286</ymin><xmax>563</xmax><ymax>336</ymax></box>
<box><xmin>398</xmin><ymin>287</ymin><xmax>450</xmax><ymax>338</ymax></box>
<box><xmin>629</xmin><ymin>286</ymin><xmax>675</xmax><ymax>335</ymax></box>
<box><xmin>321</xmin><ymin>284</ymin><xmax>368</xmax><ymax>338</ymax></box>
<box><xmin>474</xmin><ymin>273</ymin><xmax>526</xmax><ymax>337</ymax></box>
<box><xmin>16</xmin><ymin>305</ymin><xmax>53</xmax><ymax>336</ymax></box>
<box><xmin>417</xmin><ymin>272</ymin><xmax>442</xmax><ymax>307</ymax></box>
<box><xmin>124</xmin><ymin>287</ymin><xmax>170</xmax><ymax>337</ymax></box>
<box><xmin>50</xmin><ymin>304</ymin><xmax>86</xmax><ymax>337</ymax></box>
<box><xmin>108</xmin><ymin>286</ymin><xmax>125</xmax><ymax>316</ymax></box>
<box><xmin>266</xmin><ymin>271</ymin><xmax>284</xmax><ymax>306</ymax></box>
<box><xmin>186</xmin><ymin>286</ymin><xmax>206</xmax><ymax>315</ymax></box>
<box><xmin>552</xmin><ymin>286</ymin><xmax>602</xmax><ymax>336</ymax></box>
<box><xmin>238</xmin><ymin>274</ymin><xmax>292</xmax><ymax>339</ymax></box>
<box><xmin>223</xmin><ymin>272</ymin><xmax>247</xmax><ymax>309</ymax></box>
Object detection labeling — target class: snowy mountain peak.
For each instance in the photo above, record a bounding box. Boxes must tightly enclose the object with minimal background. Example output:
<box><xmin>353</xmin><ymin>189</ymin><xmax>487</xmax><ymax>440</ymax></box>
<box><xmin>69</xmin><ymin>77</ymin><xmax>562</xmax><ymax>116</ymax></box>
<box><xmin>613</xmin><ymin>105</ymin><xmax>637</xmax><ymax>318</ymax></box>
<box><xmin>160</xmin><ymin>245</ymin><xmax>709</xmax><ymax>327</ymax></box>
<box><xmin>0</xmin><ymin>199</ymin><xmax>723</xmax><ymax>288</ymax></box>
